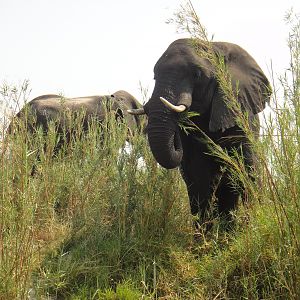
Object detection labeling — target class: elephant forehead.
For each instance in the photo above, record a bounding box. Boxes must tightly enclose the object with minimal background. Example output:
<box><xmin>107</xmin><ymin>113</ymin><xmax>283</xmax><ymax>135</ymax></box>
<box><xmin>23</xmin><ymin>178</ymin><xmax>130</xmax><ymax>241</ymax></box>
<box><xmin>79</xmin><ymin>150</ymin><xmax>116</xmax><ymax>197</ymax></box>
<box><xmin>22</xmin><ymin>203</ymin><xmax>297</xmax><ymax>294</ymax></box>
<box><xmin>166</xmin><ymin>39</ymin><xmax>197</xmax><ymax>58</ymax></box>
<box><xmin>155</xmin><ymin>49</ymin><xmax>213</xmax><ymax>80</ymax></box>
<box><xmin>155</xmin><ymin>53</ymin><xmax>194</xmax><ymax>74</ymax></box>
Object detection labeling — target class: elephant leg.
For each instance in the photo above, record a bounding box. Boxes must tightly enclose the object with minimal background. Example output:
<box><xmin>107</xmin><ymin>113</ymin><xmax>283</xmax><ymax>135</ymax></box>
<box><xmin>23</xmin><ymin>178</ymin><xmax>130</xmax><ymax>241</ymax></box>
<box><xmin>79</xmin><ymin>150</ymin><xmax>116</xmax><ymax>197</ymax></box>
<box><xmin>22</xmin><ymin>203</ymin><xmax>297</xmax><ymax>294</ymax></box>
<box><xmin>180</xmin><ymin>140</ymin><xmax>221</xmax><ymax>224</ymax></box>
<box><xmin>215</xmin><ymin>139</ymin><xmax>256</xmax><ymax>228</ymax></box>
<box><xmin>191</xmin><ymin>187</ymin><xmax>221</xmax><ymax>233</ymax></box>
<box><xmin>186</xmin><ymin>182</ymin><xmax>211</xmax><ymax>218</ymax></box>
<box><xmin>30</xmin><ymin>162</ymin><xmax>39</xmax><ymax>176</ymax></box>
<box><xmin>216</xmin><ymin>175</ymin><xmax>240</xmax><ymax>216</ymax></box>
<box><xmin>231</xmin><ymin>139</ymin><xmax>256</xmax><ymax>203</ymax></box>
<box><xmin>214</xmin><ymin>175</ymin><xmax>239</xmax><ymax>232</ymax></box>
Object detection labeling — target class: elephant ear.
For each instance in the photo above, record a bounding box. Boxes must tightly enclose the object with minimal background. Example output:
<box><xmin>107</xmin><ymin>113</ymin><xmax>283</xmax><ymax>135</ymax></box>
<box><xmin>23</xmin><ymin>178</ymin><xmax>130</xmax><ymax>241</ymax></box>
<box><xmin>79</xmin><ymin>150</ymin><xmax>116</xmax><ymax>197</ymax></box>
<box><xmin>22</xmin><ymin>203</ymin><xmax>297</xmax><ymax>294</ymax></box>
<box><xmin>208</xmin><ymin>43</ymin><xmax>271</xmax><ymax>132</ymax></box>
<box><xmin>112</xmin><ymin>90</ymin><xmax>145</xmax><ymax>132</ymax></box>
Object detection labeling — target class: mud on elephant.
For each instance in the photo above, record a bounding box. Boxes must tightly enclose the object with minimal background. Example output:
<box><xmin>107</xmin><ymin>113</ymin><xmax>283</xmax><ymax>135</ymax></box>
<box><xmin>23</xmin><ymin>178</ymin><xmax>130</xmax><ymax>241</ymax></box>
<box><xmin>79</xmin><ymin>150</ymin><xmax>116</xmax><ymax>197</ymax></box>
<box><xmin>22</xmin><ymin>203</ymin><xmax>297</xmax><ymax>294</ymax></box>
<box><xmin>129</xmin><ymin>39</ymin><xmax>271</xmax><ymax>226</ymax></box>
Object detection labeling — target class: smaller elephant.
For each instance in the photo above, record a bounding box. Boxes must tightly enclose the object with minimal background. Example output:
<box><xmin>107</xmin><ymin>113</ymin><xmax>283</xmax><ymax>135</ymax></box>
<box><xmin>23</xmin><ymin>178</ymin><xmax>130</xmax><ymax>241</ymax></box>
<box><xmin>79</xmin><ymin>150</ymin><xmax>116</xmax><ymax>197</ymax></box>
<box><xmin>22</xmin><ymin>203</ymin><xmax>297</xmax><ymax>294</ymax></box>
<box><xmin>8</xmin><ymin>90</ymin><xmax>142</xmax><ymax>135</ymax></box>
<box><xmin>6</xmin><ymin>90</ymin><xmax>143</xmax><ymax>173</ymax></box>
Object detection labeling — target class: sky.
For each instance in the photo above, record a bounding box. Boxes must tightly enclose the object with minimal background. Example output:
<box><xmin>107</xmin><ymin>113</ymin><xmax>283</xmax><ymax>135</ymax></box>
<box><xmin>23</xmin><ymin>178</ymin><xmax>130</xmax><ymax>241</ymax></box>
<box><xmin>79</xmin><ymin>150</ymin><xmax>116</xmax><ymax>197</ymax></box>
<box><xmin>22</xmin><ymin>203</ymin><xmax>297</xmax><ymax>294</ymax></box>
<box><xmin>0</xmin><ymin>0</ymin><xmax>300</xmax><ymax>109</ymax></box>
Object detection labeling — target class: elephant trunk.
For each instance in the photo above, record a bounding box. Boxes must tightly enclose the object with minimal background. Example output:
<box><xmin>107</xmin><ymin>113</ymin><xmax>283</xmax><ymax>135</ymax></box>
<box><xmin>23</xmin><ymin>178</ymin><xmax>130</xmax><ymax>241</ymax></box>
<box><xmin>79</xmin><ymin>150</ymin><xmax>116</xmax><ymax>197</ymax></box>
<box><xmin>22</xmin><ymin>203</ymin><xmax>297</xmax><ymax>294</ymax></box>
<box><xmin>147</xmin><ymin>120</ymin><xmax>183</xmax><ymax>169</ymax></box>
<box><xmin>145</xmin><ymin>80</ymin><xmax>192</xmax><ymax>169</ymax></box>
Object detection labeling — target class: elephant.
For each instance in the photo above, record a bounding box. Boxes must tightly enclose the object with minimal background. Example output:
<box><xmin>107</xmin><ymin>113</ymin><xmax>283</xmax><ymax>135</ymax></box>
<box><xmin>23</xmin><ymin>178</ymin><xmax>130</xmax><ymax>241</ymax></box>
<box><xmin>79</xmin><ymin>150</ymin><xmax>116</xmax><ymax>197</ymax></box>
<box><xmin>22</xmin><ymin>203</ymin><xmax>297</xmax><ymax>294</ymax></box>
<box><xmin>8</xmin><ymin>89</ymin><xmax>142</xmax><ymax>136</ymax></box>
<box><xmin>128</xmin><ymin>38</ymin><xmax>271</xmax><ymax>227</ymax></box>
<box><xmin>7</xmin><ymin>90</ymin><xmax>143</xmax><ymax>174</ymax></box>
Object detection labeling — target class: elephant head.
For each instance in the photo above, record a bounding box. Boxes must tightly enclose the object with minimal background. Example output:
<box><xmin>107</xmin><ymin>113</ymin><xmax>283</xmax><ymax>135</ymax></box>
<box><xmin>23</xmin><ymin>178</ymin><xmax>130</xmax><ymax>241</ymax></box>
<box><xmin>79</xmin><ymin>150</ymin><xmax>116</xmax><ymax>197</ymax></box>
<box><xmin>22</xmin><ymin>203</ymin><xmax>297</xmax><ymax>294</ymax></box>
<box><xmin>129</xmin><ymin>38</ymin><xmax>271</xmax><ymax>169</ymax></box>
<box><xmin>111</xmin><ymin>90</ymin><xmax>144</xmax><ymax>134</ymax></box>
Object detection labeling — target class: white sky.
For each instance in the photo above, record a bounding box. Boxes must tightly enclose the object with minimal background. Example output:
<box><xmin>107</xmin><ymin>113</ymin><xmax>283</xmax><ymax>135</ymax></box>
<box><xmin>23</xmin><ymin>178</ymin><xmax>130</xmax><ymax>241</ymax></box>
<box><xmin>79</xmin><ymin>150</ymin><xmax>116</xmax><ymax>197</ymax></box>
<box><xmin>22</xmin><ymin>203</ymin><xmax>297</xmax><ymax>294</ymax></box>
<box><xmin>1</xmin><ymin>0</ymin><xmax>300</xmax><ymax>105</ymax></box>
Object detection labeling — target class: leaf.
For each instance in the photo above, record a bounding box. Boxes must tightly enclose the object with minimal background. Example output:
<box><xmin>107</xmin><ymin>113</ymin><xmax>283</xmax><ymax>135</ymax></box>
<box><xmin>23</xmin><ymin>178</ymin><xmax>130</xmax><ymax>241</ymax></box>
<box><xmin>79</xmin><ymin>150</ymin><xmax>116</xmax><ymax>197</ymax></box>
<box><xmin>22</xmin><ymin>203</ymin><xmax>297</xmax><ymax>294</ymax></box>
<box><xmin>178</xmin><ymin>111</ymin><xmax>201</xmax><ymax>135</ymax></box>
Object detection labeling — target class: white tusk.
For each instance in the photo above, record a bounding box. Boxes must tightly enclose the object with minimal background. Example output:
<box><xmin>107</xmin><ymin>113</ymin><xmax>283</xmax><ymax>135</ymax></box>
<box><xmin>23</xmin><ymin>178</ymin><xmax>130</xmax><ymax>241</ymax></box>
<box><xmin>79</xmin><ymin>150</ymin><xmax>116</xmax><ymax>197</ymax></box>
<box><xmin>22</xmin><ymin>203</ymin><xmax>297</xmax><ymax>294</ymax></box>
<box><xmin>127</xmin><ymin>108</ymin><xmax>145</xmax><ymax>115</ymax></box>
<box><xmin>160</xmin><ymin>97</ymin><xmax>186</xmax><ymax>113</ymax></box>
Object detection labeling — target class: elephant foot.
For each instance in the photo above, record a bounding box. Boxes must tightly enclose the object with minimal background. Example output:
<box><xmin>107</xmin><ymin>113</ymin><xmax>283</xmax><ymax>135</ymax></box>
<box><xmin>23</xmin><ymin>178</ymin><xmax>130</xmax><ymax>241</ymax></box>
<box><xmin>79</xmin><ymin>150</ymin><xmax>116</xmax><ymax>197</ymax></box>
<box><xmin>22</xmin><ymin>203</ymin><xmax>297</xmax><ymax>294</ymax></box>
<box><xmin>192</xmin><ymin>213</ymin><xmax>237</xmax><ymax>244</ymax></box>
<box><xmin>192</xmin><ymin>216</ymin><xmax>215</xmax><ymax>243</ymax></box>
<box><xmin>218</xmin><ymin>211</ymin><xmax>237</xmax><ymax>233</ymax></box>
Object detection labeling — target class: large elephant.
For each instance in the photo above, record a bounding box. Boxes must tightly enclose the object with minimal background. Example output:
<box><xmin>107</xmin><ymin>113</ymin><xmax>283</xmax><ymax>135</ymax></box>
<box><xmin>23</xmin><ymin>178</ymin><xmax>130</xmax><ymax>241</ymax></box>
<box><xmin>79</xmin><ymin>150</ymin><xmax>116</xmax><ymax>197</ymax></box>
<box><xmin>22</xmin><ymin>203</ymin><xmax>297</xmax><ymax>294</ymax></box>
<box><xmin>7</xmin><ymin>90</ymin><xmax>143</xmax><ymax>173</ymax></box>
<box><xmin>129</xmin><ymin>39</ymin><xmax>271</xmax><ymax>224</ymax></box>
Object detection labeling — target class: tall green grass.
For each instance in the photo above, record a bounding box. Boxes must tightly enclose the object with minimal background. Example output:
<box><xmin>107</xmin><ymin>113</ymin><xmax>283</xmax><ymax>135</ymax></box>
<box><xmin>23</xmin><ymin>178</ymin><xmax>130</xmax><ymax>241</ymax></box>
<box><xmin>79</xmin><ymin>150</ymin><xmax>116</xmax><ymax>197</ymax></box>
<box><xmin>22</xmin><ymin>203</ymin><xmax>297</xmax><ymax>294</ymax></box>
<box><xmin>0</xmin><ymin>93</ymin><xmax>193</xmax><ymax>299</ymax></box>
<box><xmin>0</xmin><ymin>3</ymin><xmax>300</xmax><ymax>299</ymax></box>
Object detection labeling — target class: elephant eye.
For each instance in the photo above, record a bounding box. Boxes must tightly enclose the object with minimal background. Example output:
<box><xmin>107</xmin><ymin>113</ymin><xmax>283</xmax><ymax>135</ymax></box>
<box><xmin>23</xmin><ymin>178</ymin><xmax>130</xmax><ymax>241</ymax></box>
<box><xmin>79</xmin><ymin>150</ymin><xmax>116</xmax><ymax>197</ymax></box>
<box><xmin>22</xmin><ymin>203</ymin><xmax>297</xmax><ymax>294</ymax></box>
<box><xmin>194</xmin><ymin>69</ymin><xmax>201</xmax><ymax>79</ymax></box>
<box><xmin>115</xmin><ymin>108</ymin><xmax>124</xmax><ymax>121</ymax></box>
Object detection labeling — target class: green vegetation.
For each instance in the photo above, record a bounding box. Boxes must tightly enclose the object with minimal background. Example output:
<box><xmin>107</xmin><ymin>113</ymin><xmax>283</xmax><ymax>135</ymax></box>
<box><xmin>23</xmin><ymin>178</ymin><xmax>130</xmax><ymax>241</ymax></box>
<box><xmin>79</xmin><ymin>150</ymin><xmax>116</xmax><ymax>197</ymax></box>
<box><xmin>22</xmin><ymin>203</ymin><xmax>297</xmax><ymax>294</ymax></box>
<box><xmin>1</xmin><ymin>3</ymin><xmax>299</xmax><ymax>300</ymax></box>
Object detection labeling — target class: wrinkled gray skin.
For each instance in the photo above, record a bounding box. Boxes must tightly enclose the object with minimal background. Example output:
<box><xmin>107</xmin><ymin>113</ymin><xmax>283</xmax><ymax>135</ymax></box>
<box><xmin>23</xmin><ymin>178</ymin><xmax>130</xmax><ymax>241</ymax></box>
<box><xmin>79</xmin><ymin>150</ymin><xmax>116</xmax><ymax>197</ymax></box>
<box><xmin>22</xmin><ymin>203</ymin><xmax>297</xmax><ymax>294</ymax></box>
<box><xmin>7</xmin><ymin>90</ymin><xmax>142</xmax><ymax>172</ymax></box>
<box><xmin>143</xmin><ymin>39</ymin><xmax>271</xmax><ymax>223</ymax></box>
